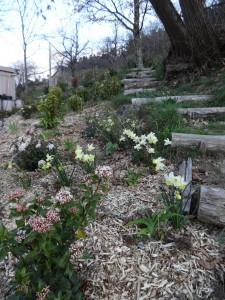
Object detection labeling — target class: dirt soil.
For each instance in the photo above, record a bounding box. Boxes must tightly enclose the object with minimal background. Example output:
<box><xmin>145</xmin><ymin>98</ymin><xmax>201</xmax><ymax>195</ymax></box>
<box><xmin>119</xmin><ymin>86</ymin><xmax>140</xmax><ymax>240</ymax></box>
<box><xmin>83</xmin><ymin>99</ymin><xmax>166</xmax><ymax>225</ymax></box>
<box><xmin>0</xmin><ymin>106</ymin><xmax>225</xmax><ymax>300</ymax></box>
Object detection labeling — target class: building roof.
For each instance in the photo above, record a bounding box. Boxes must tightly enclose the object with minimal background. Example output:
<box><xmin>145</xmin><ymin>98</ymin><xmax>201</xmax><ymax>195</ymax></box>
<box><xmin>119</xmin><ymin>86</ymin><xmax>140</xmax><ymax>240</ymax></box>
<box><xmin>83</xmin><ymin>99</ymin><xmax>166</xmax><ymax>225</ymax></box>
<box><xmin>0</xmin><ymin>66</ymin><xmax>16</xmax><ymax>75</ymax></box>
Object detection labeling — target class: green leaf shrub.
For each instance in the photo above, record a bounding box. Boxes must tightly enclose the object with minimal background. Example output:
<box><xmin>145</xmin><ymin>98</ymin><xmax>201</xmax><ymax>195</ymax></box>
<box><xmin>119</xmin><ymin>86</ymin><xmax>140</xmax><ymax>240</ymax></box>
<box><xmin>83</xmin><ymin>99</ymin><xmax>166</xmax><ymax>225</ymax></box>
<box><xmin>0</xmin><ymin>167</ymin><xmax>112</xmax><ymax>299</ymax></box>
<box><xmin>38</xmin><ymin>86</ymin><xmax>63</xmax><ymax>129</ymax></box>
<box><xmin>68</xmin><ymin>94</ymin><xmax>84</xmax><ymax>112</ymax></box>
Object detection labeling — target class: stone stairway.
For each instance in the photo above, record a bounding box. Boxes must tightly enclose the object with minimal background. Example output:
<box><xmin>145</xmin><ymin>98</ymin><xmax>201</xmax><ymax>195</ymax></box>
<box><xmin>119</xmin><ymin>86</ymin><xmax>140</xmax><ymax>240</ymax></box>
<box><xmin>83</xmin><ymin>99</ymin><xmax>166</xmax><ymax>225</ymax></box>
<box><xmin>121</xmin><ymin>69</ymin><xmax>225</xmax><ymax>226</ymax></box>
<box><xmin>123</xmin><ymin>67</ymin><xmax>159</xmax><ymax>95</ymax></box>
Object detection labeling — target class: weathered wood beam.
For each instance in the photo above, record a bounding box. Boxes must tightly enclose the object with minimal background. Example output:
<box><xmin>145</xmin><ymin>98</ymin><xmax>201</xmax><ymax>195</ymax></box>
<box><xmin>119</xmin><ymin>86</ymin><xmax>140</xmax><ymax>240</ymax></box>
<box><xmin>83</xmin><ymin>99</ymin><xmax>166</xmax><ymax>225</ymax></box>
<box><xmin>132</xmin><ymin>95</ymin><xmax>212</xmax><ymax>105</ymax></box>
<box><xmin>178</xmin><ymin>158</ymin><xmax>192</xmax><ymax>213</ymax></box>
<box><xmin>171</xmin><ymin>133</ymin><xmax>225</xmax><ymax>153</ymax></box>
<box><xmin>178</xmin><ymin>107</ymin><xmax>225</xmax><ymax>119</ymax></box>
<box><xmin>197</xmin><ymin>185</ymin><xmax>225</xmax><ymax>227</ymax></box>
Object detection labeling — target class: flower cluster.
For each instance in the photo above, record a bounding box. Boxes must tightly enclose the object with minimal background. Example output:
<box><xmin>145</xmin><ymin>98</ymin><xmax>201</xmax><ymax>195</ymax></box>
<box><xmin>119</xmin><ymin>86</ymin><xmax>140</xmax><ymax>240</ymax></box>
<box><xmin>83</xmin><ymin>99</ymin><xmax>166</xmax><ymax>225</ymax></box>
<box><xmin>164</xmin><ymin>172</ymin><xmax>187</xmax><ymax>190</ymax></box>
<box><xmin>152</xmin><ymin>157</ymin><xmax>165</xmax><ymax>171</ymax></box>
<box><xmin>98</xmin><ymin>116</ymin><xmax>114</xmax><ymax>132</ymax></box>
<box><xmin>10</xmin><ymin>135</ymin><xmax>31</xmax><ymax>152</ymax></box>
<box><xmin>75</xmin><ymin>144</ymin><xmax>95</xmax><ymax>163</ymax></box>
<box><xmin>46</xmin><ymin>208</ymin><xmax>60</xmax><ymax>223</ymax></box>
<box><xmin>38</xmin><ymin>154</ymin><xmax>54</xmax><ymax>170</ymax></box>
<box><xmin>95</xmin><ymin>165</ymin><xmax>113</xmax><ymax>178</ymax></box>
<box><xmin>120</xmin><ymin>129</ymin><xmax>166</xmax><ymax>171</ymax></box>
<box><xmin>28</xmin><ymin>215</ymin><xmax>52</xmax><ymax>233</ymax></box>
<box><xmin>53</xmin><ymin>188</ymin><xmax>74</xmax><ymax>204</ymax></box>
<box><xmin>36</xmin><ymin>285</ymin><xmax>50</xmax><ymax>300</ymax></box>
<box><xmin>69</xmin><ymin>240</ymin><xmax>84</xmax><ymax>260</ymax></box>
<box><xmin>9</xmin><ymin>188</ymin><xmax>26</xmax><ymax>200</ymax></box>
<box><xmin>120</xmin><ymin>129</ymin><xmax>158</xmax><ymax>152</ymax></box>
<box><xmin>16</xmin><ymin>202</ymin><xmax>27</xmax><ymax>213</ymax></box>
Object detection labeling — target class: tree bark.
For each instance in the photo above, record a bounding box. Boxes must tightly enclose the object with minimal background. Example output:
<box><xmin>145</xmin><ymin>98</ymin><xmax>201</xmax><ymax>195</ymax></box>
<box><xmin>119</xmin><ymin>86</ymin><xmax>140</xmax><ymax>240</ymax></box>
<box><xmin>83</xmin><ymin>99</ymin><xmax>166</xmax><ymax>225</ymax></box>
<box><xmin>134</xmin><ymin>0</ymin><xmax>144</xmax><ymax>68</ymax></box>
<box><xmin>179</xmin><ymin>0</ymin><xmax>220</xmax><ymax>64</ymax></box>
<box><xmin>149</xmin><ymin>0</ymin><xmax>190</xmax><ymax>58</ymax></box>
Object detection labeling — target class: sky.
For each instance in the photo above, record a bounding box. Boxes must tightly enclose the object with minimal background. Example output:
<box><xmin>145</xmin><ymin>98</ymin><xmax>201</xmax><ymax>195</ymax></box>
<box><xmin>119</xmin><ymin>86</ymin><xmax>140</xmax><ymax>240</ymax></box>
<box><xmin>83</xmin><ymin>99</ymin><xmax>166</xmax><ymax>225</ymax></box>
<box><xmin>0</xmin><ymin>1</ymin><xmax>130</xmax><ymax>79</ymax></box>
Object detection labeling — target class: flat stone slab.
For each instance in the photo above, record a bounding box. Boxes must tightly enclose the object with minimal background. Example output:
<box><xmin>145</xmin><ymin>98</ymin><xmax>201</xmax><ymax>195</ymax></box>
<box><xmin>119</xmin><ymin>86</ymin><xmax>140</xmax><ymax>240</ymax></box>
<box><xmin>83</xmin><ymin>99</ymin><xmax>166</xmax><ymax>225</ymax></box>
<box><xmin>132</xmin><ymin>95</ymin><xmax>212</xmax><ymax>105</ymax></box>
<box><xmin>122</xmin><ymin>78</ymin><xmax>158</xmax><ymax>83</ymax></box>
<box><xmin>126</xmin><ymin>71</ymin><xmax>155</xmax><ymax>79</ymax></box>
<box><xmin>124</xmin><ymin>81</ymin><xmax>160</xmax><ymax>90</ymax></box>
<box><xmin>124</xmin><ymin>88</ymin><xmax>156</xmax><ymax>96</ymax></box>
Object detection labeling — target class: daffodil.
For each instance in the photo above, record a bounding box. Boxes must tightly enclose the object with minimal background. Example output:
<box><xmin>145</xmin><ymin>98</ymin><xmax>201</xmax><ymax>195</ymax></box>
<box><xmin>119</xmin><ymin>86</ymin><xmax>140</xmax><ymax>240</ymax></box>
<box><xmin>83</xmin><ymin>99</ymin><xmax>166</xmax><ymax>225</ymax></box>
<box><xmin>87</xmin><ymin>144</ymin><xmax>95</xmax><ymax>152</ymax></box>
<box><xmin>152</xmin><ymin>157</ymin><xmax>165</xmax><ymax>171</ymax></box>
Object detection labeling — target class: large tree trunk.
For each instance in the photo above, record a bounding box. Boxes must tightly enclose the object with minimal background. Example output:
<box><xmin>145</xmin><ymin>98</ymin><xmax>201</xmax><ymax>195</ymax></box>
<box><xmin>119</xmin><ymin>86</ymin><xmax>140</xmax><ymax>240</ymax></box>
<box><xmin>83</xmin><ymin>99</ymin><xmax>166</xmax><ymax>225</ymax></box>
<box><xmin>133</xmin><ymin>0</ymin><xmax>144</xmax><ymax>69</ymax></box>
<box><xmin>179</xmin><ymin>0</ymin><xmax>220</xmax><ymax>64</ymax></box>
<box><xmin>149</xmin><ymin>0</ymin><xmax>190</xmax><ymax>58</ymax></box>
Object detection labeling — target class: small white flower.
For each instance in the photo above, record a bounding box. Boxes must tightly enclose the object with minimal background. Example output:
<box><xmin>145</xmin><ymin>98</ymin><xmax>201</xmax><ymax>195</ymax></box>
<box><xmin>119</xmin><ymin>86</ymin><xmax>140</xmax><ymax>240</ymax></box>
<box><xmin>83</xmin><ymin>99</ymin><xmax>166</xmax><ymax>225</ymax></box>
<box><xmin>38</xmin><ymin>160</ymin><xmax>46</xmax><ymax>167</ymax></box>
<box><xmin>147</xmin><ymin>147</ymin><xmax>155</xmax><ymax>154</ymax></box>
<box><xmin>47</xmin><ymin>143</ymin><xmax>55</xmax><ymax>150</ymax></box>
<box><xmin>134</xmin><ymin>143</ymin><xmax>142</xmax><ymax>150</ymax></box>
<box><xmin>119</xmin><ymin>136</ymin><xmax>126</xmax><ymax>142</ymax></box>
<box><xmin>152</xmin><ymin>157</ymin><xmax>165</xmax><ymax>171</ymax></box>
<box><xmin>164</xmin><ymin>138</ymin><xmax>172</xmax><ymax>146</ymax></box>
<box><xmin>18</xmin><ymin>142</ymin><xmax>27</xmax><ymax>152</ymax></box>
<box><xmin>87</xmin><ymin>143</ymin><xmax>95</xmax><ymax>152</ymax></box>
<box><xmin>36</xmin><ymin>142</ymin><xmax>41</xmax><ymax>148</ymax></box>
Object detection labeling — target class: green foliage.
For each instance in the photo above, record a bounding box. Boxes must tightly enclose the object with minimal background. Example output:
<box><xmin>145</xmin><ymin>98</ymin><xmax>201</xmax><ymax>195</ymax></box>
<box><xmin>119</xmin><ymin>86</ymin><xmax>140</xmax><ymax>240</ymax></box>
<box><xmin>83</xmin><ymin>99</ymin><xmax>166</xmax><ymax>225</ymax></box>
<box><xmin>68</xmin><ymin>94</ymin><xmax>84</xmax><ymax>112</ymax></box>
<box><xmin>38</xmin><ymin>86</ymin><xmax>63</xmax><ymax>129</ymax></box>
<box><xmin>127</xmin><ymin>209</ymin><xmax>170</xmax><ymax>239</ymax></box>
<box><xmin>111</xmin><ymin>94</ymin><xmax>132</xmax><ymax>109</ymax></box>
<box><xmin>7</xmin><ymin>162</ymin><xmax>31</xmax><ymax>189</ymax></box>
<box><xmin>0</xmin><ymin>173</ymin><xmax>109</xmax><ymax>299</ymax></box>
<box><xmin>20</xmin><ymin>104</ymin><xmax>37</xmax><ymax>119</ymax></box>
<box><xmin>64</xmin><ymin>138</ymin><xmax>74</xmax><ymax>152</ymax></box>
<box><xmin>40</xmin><ymin>153</ymin><xmax>76</xmax><ymax>187</ymax></box>
<box><xmin>154</xmin><ymin>61</ymin><xmax>165</xmax><ymax>81</ymax></box>
<box><xmin>105</xmin><ymin>142</ymin><xmax>118</xmax><ymax>156</ymax></box>
<box><xmin>76</xmin><ymin>87</ymin><xmax>92</xmax><ymax>102</ymax></box>
<box><xmin>8</xmin><ymin>122</ymin><xmax>19</xmax><ymax>134</ymax></box>
<box><xmin>124</xmin><ymin>168</ymin><xmax>143</xmax><ymax>186</ymax></box>
<box><xmin>146</xmin><ymin>101</ymin><xmax>184</xmax><ymax>152</ymax></box>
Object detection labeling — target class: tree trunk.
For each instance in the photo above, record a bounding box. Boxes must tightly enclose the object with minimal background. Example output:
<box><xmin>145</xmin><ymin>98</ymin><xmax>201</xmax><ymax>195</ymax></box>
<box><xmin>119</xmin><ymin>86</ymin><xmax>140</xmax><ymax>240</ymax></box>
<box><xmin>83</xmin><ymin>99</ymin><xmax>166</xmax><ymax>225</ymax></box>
<box><xmin>179</xmin><ymin>0</ymin><xmax>220</xmax><ymax>64</ymax></box>
<box><xmin>149</xmin><ymin>0</ymin><xmax>190</xmax><ymax>58</ymax></box>
<box><xmin>24</xmin><ymin>43</ymin><xmax>28</xmax><ymax>95</ymax></box>
<box><xmin>133</xmin><ymin>0</ymin><xmax>144</xmax><ymax>69</ymax></box>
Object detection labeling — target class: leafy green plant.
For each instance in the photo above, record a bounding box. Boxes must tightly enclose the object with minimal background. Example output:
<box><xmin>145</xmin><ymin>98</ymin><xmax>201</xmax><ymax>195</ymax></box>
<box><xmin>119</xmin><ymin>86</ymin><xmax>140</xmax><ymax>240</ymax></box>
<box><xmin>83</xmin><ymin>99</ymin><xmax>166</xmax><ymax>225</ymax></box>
<box><xmin>68</xmin><ymin>94</ymin><xmax>84</xmax><ymax>112</ymax></box>
<box><xmin>39</xmin><ymin>153</ymin><xmax>76</xmax><ymax>187</ymax></box>
<box><xmin>64</xmin><ymin>138</ymin><xmax>74</xmax><ymax>151</ymax></box>
<box><xmin>105</xmin><ymin>142</ymin><xmax>118</xmax><ymax>156</ymax></box>
<box><xmin>7</xmin><ymin>162</ymin><xmax>31</xmax><ymax>189</ymax></box>
<box><xmin>8</xmin><ymin>122</ymin><xmax>19</xmax><ymax>134</ymax></box>
<box><xmin>124</xmin><ymin>168</ymin><xmax>143</xmax><ymax>186</ymax></box>
<box><xmin>160</xmin><ymin>172</ymin><xmax>188</xmax><ymax>229</ymax></box>
<box><xmin>127</xmin><ymin>209</ymin><xmax>170</xmax><ymax>239</ymax></box>
<box><xmin>38</xmin><ymin>86</ymin><xmax>63</xmax><ymax>129</ymax></box>
<box><xmin>0</xmin><ymin>169</ymin><xmax>111</xmax><ymax>299</ymax></box>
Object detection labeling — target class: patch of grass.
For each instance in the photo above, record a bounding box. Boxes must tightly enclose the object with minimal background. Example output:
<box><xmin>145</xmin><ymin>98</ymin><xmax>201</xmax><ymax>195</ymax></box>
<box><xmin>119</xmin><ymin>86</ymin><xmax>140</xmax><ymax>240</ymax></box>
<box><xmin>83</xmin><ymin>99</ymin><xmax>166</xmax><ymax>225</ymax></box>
<box><xmin>154</xmin><ymin>61</ymin><xmax>165</xmax><ymax>81</ymax></box>
<box><xmin>111</xmin><ymin>94</ymin><xmax>132</xmax><ymax>109</ymax></box>
<box><xmin>145</xmin><ymin>101</ymin><xmax>185</xmax><ymax>153</ymax></box>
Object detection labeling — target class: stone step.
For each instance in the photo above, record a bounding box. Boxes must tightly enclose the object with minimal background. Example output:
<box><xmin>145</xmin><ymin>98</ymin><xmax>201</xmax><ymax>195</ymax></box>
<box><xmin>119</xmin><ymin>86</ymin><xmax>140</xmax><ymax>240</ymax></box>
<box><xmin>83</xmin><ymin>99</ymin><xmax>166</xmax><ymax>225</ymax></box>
<box><xmin>124</xmin><ymin>81</ymin><xmax>160</xmax><ymax>90</ymax></box>
<box><xmin>126</xmin><ymin>70</ymin><xmax>155</xmax><ymax>79</ymax></box>
<box><xmin>123</xmin><ymin>88</ymin><xmax>156</xmax><ymax>96</ymax></box>
<box><xmin>122</xmin><ymin>78</ymin><xmax>158</xmax><ymax>84</ymax></box>
<box><xmin>132</xmin><ymin>95</ymin><xmax>212</xmax><ymax>105</ymax></box>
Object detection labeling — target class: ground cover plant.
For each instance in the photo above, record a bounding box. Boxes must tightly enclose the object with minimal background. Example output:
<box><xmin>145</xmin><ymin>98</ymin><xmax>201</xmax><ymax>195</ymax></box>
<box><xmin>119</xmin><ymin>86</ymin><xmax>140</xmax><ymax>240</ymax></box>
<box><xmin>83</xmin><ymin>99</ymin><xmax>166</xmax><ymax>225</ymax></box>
<box><xmin>0</xmin><ymin>66</ymin><xmax>225</xmax><ymax>300</ymax></box>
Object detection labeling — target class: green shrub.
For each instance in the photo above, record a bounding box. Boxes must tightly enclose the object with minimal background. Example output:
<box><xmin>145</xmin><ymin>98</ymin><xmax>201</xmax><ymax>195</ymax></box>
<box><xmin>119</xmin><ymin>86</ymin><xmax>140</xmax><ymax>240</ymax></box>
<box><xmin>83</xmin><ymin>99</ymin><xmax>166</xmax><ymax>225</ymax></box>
<box><xmin>76</xmin><ymin>87</ymin><xmax>91</xmax><ymax>102</ymax></box>
<box><xmin>38</xmin><ymin>87</ymin><xmax>63</xmax><ymax>129</ymax></box>
<box><xmin>68</xmin><ymin>94</ymin><xmax>84</xmax><ymax>112</ymax></box>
